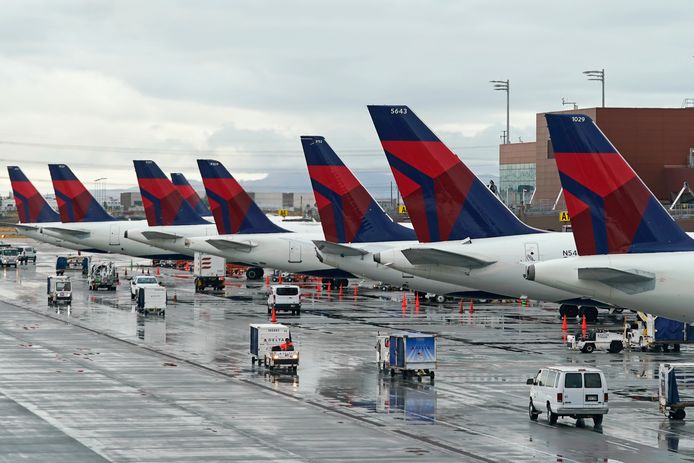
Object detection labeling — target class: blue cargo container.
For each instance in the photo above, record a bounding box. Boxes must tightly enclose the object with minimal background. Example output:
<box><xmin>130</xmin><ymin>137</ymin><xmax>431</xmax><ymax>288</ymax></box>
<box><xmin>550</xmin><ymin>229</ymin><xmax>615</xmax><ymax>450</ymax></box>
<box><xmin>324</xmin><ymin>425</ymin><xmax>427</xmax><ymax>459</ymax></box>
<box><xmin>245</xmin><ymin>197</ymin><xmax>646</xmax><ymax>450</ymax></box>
<box><xmin>387</xmin><ymin>332</ymin><xmax>436</xmax><ymax>382</ymax></box>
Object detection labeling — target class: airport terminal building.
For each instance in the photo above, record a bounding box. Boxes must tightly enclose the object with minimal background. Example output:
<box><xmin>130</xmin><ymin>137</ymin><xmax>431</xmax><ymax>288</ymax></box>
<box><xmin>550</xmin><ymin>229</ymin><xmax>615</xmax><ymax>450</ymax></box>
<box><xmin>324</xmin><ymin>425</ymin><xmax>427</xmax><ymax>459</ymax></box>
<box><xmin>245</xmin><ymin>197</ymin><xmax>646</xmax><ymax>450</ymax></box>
<box><xmin>500</xmin><ymin>107</ymin><xmax>694</xmax><ymax>229</ymax></box>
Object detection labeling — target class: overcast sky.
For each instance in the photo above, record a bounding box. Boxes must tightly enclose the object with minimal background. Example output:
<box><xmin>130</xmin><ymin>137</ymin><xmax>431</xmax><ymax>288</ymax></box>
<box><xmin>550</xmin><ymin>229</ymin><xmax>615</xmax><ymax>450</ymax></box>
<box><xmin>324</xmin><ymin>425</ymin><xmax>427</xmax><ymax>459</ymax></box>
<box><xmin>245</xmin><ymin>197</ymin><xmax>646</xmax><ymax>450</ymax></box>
<box><xmin>0</xmin><ymin>0</ymin><xmax>691</xmax><ymax>197</ymax></box>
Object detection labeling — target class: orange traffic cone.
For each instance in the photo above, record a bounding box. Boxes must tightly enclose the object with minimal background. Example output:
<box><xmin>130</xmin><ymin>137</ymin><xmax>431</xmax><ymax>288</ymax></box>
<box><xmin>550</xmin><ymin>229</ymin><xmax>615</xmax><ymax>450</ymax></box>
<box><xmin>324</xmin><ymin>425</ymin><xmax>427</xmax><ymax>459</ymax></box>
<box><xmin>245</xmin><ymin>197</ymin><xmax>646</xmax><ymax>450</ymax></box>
<box><xmin>459</xmin><ymin>299</ymin><xmax>464</xmax><ymax>314</ymax></box>
<box><xmin>402</xmin><ymin>291</ymin><xmax>408</xmax><ymax>310</ymax></box>
<box><xmin>271</xmin><ymin>305</ymin><xmax>277</xmax><ymax>323</ymax></box>
<box><xmin>265</xmin><ymin>275</ymin><xmax>270</xmax><ymax>287</ymax></box>
<box><xmin>327</xmin><ymin>281</ymin><xmax>332</xmax><ymax>292</ymax></box>
<box><xmin>562</xmin><ymin>314</ymin><xmax>568</xmax><ymax>331</ymax></box>
<box><xmin>339</xmin><ymin>285</ymin><xmax>343</xmax><ymax>299</ymax></box>
<box><xmin>353</xmin><ymin>286</ymin><xmax>358</xmax><ymax>300</ymax></box>
<box><xmin>278</xmin><ymin>273</ymin><xmax>283</xmax><ymax>284</ymax></box>
<box><xmin>156</xmin><ymin>267</ymin><xmax>160</xmax><ymax>276</ymax></box>
<box><xmin>172</xmin><ymin>292</ymin><xmax>177</xmax><ymax>303</ymax></box>
<box><xmin>469</xmin><ymin>300</ymin><xmax>474</xmax><ymax>313</ymax></box>
<box><xmin>581</xmin><ymin>314</ymin><xmax>587</xmax><ymax>334</ymax></box>
<box><xmin>415</xmin><ymin>293</ymin><xmax>420</xmax><ymax>310</ymax></box>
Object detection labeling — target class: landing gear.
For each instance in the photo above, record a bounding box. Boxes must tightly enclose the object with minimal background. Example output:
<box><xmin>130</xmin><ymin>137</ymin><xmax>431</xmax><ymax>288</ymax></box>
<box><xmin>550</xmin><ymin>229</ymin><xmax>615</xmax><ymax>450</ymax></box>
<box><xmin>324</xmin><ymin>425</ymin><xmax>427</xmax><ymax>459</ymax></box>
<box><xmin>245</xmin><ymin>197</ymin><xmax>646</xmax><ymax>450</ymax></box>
<box><xmin>245</xmin><ymin>267</ymin><xmax>264</xmax><ymax>281</ymax></box>
<box><xmin>578</xmin><ymin>306</ymin><xmax>599</xmax><ymax>322</ymax></box>
<box><xmin>559</xmin><ymin>304</ymin><xmax>579</xmax><ymax>318</ymax></box>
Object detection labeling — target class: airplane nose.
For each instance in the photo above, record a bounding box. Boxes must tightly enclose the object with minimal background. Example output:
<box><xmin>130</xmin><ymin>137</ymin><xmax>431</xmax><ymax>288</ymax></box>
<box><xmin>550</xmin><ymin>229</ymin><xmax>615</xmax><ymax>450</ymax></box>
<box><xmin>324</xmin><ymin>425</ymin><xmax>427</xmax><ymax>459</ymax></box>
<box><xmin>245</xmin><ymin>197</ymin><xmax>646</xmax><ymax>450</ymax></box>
<box><xmin>524</xmin><ymin>264</ymin><xmax>535</xmax><ymax>281</ymax></box>
<box><xmin>373</xmin><ymin>252</ymin><xmax>381</xmax><ymax>264</ymax></box>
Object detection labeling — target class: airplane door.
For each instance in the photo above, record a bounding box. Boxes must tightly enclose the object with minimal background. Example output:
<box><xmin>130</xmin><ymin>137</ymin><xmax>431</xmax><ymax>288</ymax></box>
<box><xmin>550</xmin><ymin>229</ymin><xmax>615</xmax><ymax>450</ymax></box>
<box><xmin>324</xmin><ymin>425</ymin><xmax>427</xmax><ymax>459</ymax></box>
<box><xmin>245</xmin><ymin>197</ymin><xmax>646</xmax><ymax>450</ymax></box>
<box><xmin>288</xmin><ymin>240</ymin><xmax>302</xmax><ymax>263</ymax></box>
<box><xmin>524</xmin><ymin>242</ymin><xmax>539</xmax><ymax>262</ymax></box>
<box><xmin>109</xmin><ymin>224</ymin><xmax>120</xmax><ymax>245</ymax></box>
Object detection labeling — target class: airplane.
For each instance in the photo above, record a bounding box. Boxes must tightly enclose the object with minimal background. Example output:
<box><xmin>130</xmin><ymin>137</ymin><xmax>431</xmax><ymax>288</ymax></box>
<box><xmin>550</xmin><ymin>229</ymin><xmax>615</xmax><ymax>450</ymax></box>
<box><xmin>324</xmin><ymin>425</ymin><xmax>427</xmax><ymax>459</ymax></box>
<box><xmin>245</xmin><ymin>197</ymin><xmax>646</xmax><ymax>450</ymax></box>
<box><xmin>124</xmin><ymin>160</ymin><xmax>326</xmax><ymax>280</ymax></box>
<box><xmin>524</xmin><ymin>113</ymin><xmax>694</xmax><ymax>322</ymax></box>
<box><xmin>6</xmin><ymin>166</ymin><xmax>96</xmax><ymax>252</ymax></box>
<box><xmin>36</xmin><ymin>164</ymin><xmax>191</xmax><ymax>259</ymax></box>
<box><xmin>159</xmin><ymin>159</ymin><xmax>352</xmax><ymax>282</ymax></box>
<box><xmin>365</xmin><ymin>104</ymin><xmax>613</xmax><ymax>320</ymax></box>
<box><xmin>301</xmin><ymin>134</ymin><xmax>498</xmax><ymax>300</ymax></box>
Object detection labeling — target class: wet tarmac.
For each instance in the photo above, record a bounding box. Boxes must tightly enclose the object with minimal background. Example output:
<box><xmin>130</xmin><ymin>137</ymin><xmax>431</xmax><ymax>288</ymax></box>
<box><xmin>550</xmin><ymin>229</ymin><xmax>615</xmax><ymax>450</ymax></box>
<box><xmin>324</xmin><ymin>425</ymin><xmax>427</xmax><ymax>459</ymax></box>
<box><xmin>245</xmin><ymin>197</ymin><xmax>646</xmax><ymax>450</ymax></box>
<box><xmin>0</xmin><ymin>241</ymin><xmax>693</xmax><ymax>462</ymax></box>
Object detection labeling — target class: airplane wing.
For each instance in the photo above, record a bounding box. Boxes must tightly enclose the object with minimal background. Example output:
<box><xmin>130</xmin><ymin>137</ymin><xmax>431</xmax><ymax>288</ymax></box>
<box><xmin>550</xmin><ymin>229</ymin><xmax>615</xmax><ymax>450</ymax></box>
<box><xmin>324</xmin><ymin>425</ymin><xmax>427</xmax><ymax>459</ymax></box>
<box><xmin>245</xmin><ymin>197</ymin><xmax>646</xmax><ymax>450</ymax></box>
<box><xmin>140</xmin><ymin>231</ymin><xmax>183</xmax><ymax>240</ymax></box>
<box><xmin>41</xmin><ymin>226</ymin><xmax>91</xmax><ymax>237</ymax></box>
<box><xmin>578</xmin><ymin>267</ymin><xmax>655</xmax><ymax>295</ymax></box>
<box><xmin>0</xmin><ymin>222</ymin><xmax>38</xmax><ymax>230</ymax></box>
<box><xmin>206</xmin><ymin>238</ymin><xmax>257</xmax><ymax>253</ymax></box>
<box><xmin>313</xmin><ymin>240</ymin><xmax>368</xmax><ymax>257</ymax></box>
<box><xmin>401</xmin><ymin>248</ymin><xmax>495</xmax><ymax>268</ymax></box>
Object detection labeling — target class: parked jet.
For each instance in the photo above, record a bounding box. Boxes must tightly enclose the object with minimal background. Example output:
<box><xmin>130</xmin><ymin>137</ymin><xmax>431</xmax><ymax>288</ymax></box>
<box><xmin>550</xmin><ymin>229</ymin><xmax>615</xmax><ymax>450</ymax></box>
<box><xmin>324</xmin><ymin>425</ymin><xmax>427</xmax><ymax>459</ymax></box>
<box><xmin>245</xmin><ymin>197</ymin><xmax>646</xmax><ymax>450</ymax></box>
<box><xmin>170</xmin><ymin>172</ymin><xmax>212</xmax><ymax>217</ymax></box>
<box><xmin>525</xmin><ymin>113</ymin><xmax>694</xmax><ymax>322</ymax></box>
<box><xmin>302</xmin><ymin>135</ymin><xmax>495</xmax><ymax>299</ymax></box>
<box><xmin>37</xmin><ymin>164</ymin><xmax>190</xmax><ymax>259</ymax></box>
<box><xmin>125</xmin><ymin>160</ymin><xmax>325</xmax><ymax>279</ymax></box>
<box><xmin>366</xmin><ymin>105</ymin><xmax>610</xmax><ymax>320</ymax></box>
<box><xmin>6</xmin><ymin>166</ymin><xmax>94</xmax><ymax>252</ymax></box>
<box><xmin>174</xmin><ymin>159</ymin><xmax>351</xmax><ymax>281</ymax></box>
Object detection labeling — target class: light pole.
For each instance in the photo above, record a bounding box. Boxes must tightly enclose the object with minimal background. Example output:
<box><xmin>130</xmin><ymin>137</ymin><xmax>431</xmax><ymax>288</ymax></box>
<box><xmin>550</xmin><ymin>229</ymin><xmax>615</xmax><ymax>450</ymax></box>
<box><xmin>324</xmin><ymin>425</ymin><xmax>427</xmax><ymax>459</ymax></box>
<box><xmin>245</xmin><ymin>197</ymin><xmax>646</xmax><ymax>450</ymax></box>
<box><xmin>491</xmin><ymin>79</ymin><xmax>510</xmax><ymax>144</ymax></box>
<box><xmin>94</xmin><ymin>177</ymin><xmax>106</xmax><ymax>208</ymax></box>
<box><xmin>583</xmin><ymin>69</ymin><xmax>605</xmax><ymax>107</ymax></box>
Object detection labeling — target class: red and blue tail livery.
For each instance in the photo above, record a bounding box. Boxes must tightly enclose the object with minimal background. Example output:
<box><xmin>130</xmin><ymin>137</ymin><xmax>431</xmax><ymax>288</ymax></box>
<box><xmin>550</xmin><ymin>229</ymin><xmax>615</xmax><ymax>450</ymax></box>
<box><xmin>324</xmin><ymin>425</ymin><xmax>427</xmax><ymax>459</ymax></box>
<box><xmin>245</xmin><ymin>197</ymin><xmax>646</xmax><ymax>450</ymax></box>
<box><xmin>368</xmin><ymin>105</ymin><xmax>537</xmax><ymax>243</ymax></box>
<box><xmin>133</xmin><ymin>161</ymin><xmax>209</xmax><ymax>226</ymax></box>
<box><xmin>197</xmin><ymin>159</ymin><xmax>288</xmax><ymax>235</ymax></box>
<box><xmin>546</xmin><ymin>113</ymin><xmax>694</xmax><ymax>255</ymax></box>
<box><xmin>48</xmin><ymin>164</ymin><xmax>114</xmax><ymax>222</ymax></box>
<box><xmin>8</xmin><ymin>166</ymin><xmax>60</xmax><ymax>223</ymax></box>
<box><xmin>301</xmin><ymin>136</ymin><xmax>415</xmax><ymax>243</ymax></box>
<box><xmin>170</xmin><ymin>173</ymin><xmax>212</xmax><ymax>217</ymax></box>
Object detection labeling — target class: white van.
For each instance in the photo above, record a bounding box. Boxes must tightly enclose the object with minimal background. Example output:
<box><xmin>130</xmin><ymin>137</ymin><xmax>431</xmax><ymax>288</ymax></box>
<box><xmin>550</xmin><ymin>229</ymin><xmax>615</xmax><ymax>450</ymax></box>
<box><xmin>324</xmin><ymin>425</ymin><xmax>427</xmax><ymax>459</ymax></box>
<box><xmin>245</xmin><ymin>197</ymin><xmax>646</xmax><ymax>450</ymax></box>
<box><xmin>0</xmin><ymin>248</ymin><xmax>19</xmax><ymax>267</ymax></box>
<box><xmin>267</xmin><ymin>285</ymin><xmax>301</xmax><ymax>315</ymax></box>
<box><xmin>16</xmin><ymin>245</ymin><xmax>37</xmax><ymax>264</ymax></box>
<box><xmin>527</xmin><ymin>366</ymin><xmax>608</xmax><ymax>426</ymax></box>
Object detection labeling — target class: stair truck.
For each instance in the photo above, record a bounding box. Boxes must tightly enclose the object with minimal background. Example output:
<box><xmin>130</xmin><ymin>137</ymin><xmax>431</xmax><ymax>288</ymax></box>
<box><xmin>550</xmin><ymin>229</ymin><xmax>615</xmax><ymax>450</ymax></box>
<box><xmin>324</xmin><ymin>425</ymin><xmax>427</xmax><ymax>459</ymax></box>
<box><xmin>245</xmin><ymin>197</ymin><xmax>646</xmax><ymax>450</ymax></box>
<box><xmin>378</xmin><ymin>332</ymin><xmax>436</xmax><ymax>382</ymax></box>
<box><xmin>250</xmin><ymin>323</ymin><xmax>299</xmax><ymax>373</ymax></box>
<box><xmin>88</xmin><ymin>261</ymin><xmax>118</xmax><ymax>291</ymax></box>
<box><xmin>659</xmin><ymin>363</ymin><xmax>694</xmax><ymax>420</ymax></box>
<box><xmin>194</xmin><ymin>252</ymin><xmax>226</xmax><ymax>293</ymax></box>
<box><xmin>625</xmin><ymin>313</ymin><xmax>694</xmax><ymax>352</ymax></box>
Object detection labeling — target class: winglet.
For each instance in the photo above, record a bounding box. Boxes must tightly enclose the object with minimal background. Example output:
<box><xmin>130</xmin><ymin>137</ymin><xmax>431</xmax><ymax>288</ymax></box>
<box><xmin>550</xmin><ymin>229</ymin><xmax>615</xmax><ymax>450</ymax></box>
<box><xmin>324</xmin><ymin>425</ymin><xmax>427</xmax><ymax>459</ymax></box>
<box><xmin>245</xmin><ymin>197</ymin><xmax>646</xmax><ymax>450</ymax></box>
<box><xmin>170</xmin><ymin>173</ymin><xmax>212</xmax><ymax>216</ymax></box>
<box><xmin>368</xmin><ymin>105</ymin><xmax>538</xmax><ymax>242</ymax></box>
<box><xmin>301</xmin><ymin>135</ymin><xmax>415</xmax><ymax>243</ymax></box>
<box><xmin>546</xmin><ymin>113</ymin><xmax>694</xmax><ymax>254</ymax></box>
<box><xmin>8</xmin><ymin>166</ymin><xmax>60</xmax><ymax>223</ymax></box>
<box><xmin>197</xmin><ymin>159</ymin><xmax>289</xmax><ymax>234</ymax></box>
<box><xmin>133</xmin><ymin>161</ymin><xmax>209</xmax><ymax>226</ymax></box>
<box><xmin>48</xmin><ymin>164</ymin><xmax>114</xmax><ymax>222</ymax></box>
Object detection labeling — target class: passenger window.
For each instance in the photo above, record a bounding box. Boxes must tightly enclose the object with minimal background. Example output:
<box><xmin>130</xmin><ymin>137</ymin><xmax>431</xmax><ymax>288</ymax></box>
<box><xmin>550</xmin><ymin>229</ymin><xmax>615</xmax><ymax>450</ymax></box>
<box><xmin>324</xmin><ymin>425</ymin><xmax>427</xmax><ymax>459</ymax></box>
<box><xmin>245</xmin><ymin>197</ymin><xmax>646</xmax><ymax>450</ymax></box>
<box><xmin>584</xmin><ymin>373</ymin><xmax>602</xmax><ymax>388</ymax></box>
<box><xmin>565</xmin><ymin>373</ymin><xmax>583</xmax><ymax>388</ymax></box>
<box><xmin>538</xmin><ymin>370</ymin><xmax>549</xmax><ymax>387</ymax></box>
<box><xmin>547</xmin><ymin>371</ymin><xmax>558</xmax><ymax>388</ymax></box>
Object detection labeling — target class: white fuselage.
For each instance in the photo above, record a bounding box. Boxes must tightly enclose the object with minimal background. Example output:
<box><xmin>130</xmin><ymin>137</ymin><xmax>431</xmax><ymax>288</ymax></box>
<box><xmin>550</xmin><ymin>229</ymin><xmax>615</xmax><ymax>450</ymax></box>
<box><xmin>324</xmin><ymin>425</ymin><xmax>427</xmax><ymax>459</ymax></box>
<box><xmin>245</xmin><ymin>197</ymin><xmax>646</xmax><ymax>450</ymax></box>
<box><xmin>375</xmin><ymin>232</ymin><xmax>588</xmax><ymax>303</ymax></box>
<box><xmin>16</xmin><ymin>223</ymin><xmax>92</xmax><ymax>252</ymax></box>
<box><xmin>528</xmin><ymin>252</ymin><xmax>694</xmax><ymax>322</ymax></box>
<box><xmin>315</xmin><ymin>241</ymin><xmax>483</xmax><ymax>296</ymax></box>
<box><xmin>38</xmin><ymin>220</ymin><xmax>193</xmax><ymax>258</ymax></box>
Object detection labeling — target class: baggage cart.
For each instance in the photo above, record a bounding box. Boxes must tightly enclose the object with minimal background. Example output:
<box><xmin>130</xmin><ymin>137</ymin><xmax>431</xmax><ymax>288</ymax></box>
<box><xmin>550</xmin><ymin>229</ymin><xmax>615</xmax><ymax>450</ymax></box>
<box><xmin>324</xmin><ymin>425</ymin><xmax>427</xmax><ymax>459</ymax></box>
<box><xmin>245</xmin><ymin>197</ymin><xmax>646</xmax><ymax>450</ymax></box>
<box><xmin>249</xmin><ymin>323</ymin><xmax>298</xmax><ymax>373</ymax></box>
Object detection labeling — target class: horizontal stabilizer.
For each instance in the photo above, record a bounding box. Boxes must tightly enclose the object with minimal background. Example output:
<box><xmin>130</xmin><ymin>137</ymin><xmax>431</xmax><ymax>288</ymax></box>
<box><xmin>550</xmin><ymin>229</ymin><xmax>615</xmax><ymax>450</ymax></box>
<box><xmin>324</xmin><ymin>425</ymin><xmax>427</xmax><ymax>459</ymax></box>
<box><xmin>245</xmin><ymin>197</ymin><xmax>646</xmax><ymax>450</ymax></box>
<box><xmin>140</xmin><ymin>231</ymin><xmax>183</xmax><ymax>241</ymax></box>
<box><xmin>206</xmin><ymin>238</ymin><xmax>257</xmax><ymax>253</ymax></box>
<box><xmin>578</xmin><ymin>267</ymin><xmax>655</xmax><ymax>294</ymax></box>
<box><xmin>402</xmin><ymin>248</ymin><xmax>495</xmax><ymax>268</ymax></box>
<box><xmin>313</xmin><ymin>240</ymin><xmax>369</xmax><ymax>257</ymax></box>
<box><xmin>42</xmin><ymin>226</ymin><xmax>91</xmax><ymax>237</ymax></box>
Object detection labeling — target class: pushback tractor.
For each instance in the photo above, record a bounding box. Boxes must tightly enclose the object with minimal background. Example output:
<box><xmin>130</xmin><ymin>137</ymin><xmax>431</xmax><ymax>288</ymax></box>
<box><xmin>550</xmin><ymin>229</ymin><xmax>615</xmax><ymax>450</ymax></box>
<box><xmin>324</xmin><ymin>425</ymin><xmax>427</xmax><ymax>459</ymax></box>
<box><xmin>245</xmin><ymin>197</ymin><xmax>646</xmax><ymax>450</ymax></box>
<box><xmin>250</xmin><ymin>323</ymin><xmax>299</xmax><ymax>373</ymax></box>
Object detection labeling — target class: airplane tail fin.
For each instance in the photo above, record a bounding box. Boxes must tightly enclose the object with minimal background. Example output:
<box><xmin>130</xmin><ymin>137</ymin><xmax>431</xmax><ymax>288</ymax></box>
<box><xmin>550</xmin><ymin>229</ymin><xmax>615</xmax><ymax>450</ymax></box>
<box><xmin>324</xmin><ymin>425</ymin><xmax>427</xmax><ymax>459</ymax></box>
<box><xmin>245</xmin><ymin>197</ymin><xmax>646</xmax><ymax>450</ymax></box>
<box><xmin>197</xmin><ymin>160</ymin><xmax>289</xmax><ymax>235</ymax></box>
<box><xmin>367</xmin><ymin>105</ymin><xmax>538</xmax><ymax>243</ymax></box>
<box><xmin>133</xmin><ymin>161</ymin><xmax>209</xmax><ymax>226</ymax></box>
<box><xmin>545</xmin><ymin>113</ymin><xmax>694</xmax><ymax>254</ymax></box>
<box><xmin>301</xmin><ymin>135</ymin><xmax>415</xmax><ymax>243</ymax></box>
<box><xmin>8</xmin><ymin>166</ymin><xmax>60</xmax><ymax>223</ymax></box>
<box><xmin>48</xmin><ymin>164</ymin><xmax>114</xmax><ymax>222</ymax></box>
<box><xmin>170</xmin><ymin>173</ymin><xmax>212</xmax><ymax>216</ymax></box>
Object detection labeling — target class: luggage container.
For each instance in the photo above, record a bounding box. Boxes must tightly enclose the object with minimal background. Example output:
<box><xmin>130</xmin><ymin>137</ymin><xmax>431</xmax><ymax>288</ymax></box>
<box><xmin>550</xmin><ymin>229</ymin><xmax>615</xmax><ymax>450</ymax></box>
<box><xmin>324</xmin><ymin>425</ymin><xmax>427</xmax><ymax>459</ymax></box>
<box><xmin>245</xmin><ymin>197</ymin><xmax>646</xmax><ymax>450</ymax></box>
<box><xmin>659</xmin><ymin>363</ymin><xmax>694</xmax><ymax>420</ymax></box>
<box><xmin>625</xmin><ymin>313</ymin><xmax>694</xmax><ymax>352</ymax></box>
<box><xmin>136</xmin><ymin>285</ymin><xmax>166</xmax><ymax>315</ymax></box>
<box><xmin>383</xmin><ymin>332</ymin><xmax>436</xmax><ymax>382</ymax></box>
<box><xmin>249</xmin><ymin>323</ymin><xmax>298</xmax><ymax>373</ymax></box>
